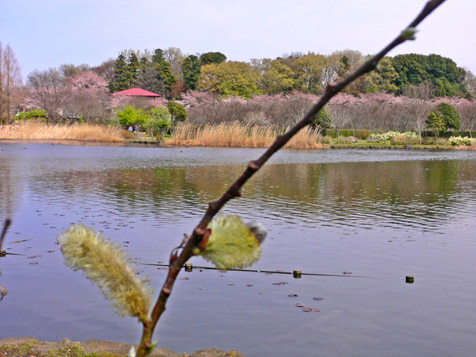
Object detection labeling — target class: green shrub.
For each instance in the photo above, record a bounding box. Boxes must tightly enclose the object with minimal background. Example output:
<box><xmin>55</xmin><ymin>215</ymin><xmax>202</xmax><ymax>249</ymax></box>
<box><xmin>421</xmin><ymin>137</ymin><xmax>449</xmax><ymax>146</ymax></box>
<box><xmin>355</xmin><ymin>130</ymin><xmax>369</xmax><ymax>140</ymax></box>
<box><xmin>437</xmin><ymin>138</ymin><xmax>449</xmax><ymax>146</ymax></box>
<box><xmin>391</xmin><ymin>134</ymin><xmax>419</xmax><ymax>145</ymax></box>
<box><xmin>312</xmin><ymin>107</ymin><xmax>333</xmax><ymax>129</ymax></box>
<box><xmin>326</xmin><ymin>129</ymin><xmax>338</xmax><ymax>138</ymax></box>
<box><xmin>369</xmin><ymin>131</ymin><xmax>401</xmax><ymax>141</ymax></box>
<box><xmin>320</xmin><ymin>136</ymin><xmax>332</xmax><ymax>144</ymax></box>
<box><xmin>449</xmin><ymin>136</ymin><xmax>471</xmax><ymax>146</ymax></box>
<box><xmin>427</xmin><ymin>103</ymin><xmax>461</xmax><ymax>134</ymax></box>
<box><xmin>339</xmin><ymin>129</ymin><xmax>353</xmax><ymax>137</ymax></box>
<box><xmin>335</xmin><ymin>136</ymin><xmax>355</xmax><ymax>144</ymax></box>
<box><xmin>15</xmin><ymin>109</ymin><xmax>48</xmax><ymax>121</ymax></box>
<box><xmin>167</xmin><ymin>101</ymin><xmax>188</xmax><ymax>123</ymax></box>
<box><xmin>116</xmin><ymin>106</ymin><xmax>142</xmax><ymax>127</ymax></box>
<box><xmin>143</xmin><ymin>107</ymin><xmax>172</xmax><ymax>137</ymax></box>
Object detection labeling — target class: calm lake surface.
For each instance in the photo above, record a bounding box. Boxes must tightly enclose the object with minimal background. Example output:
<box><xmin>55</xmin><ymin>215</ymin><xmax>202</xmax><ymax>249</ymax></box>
<box><xmin>1</xmin><ymin>143</ymin><xmax>476</xmax><ymax>356</ymax></box>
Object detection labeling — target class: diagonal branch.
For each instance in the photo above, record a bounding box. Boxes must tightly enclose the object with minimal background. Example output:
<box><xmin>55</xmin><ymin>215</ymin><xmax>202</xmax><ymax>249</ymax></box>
<box><xmin>0</xmin><ymin>219</ymin><xmax>12</xmax><ymax>253</ymax></box>
<box><xmin>137</xmin><ymin>1</ymin><xmax>446</xmax><ymax>355</ymax></box>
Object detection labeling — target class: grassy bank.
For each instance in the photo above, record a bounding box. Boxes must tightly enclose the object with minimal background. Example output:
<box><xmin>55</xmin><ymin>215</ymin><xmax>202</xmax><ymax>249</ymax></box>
<box><xmin>167</xmin><ymin>122</ymin><xmax>323</xmax><ymax>149</ymax></box>
<box><xmin>2</xmin><ymin>122</ymin><xmax>475</xmax><ymax>150</ymax></box>
<box><xmin>0</xmin><ymin>337</ymin><xmax>242</xmax><ymax>357</ymax></box>
<box><xmin>0</xmin><ymin>122</ymin><xmax>126</xmax><ymax>143</ymax></box>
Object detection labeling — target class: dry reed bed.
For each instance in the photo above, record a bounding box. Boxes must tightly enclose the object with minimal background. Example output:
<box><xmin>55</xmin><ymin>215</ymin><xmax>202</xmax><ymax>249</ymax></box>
<box><xmin>169</xmin><ymin>122</ymin><xmax>323</xmax><ymax>149</ymax></box>
<box><xmin>0</xmin><ymin>122</ymin><xmax>126</xmax><ymax>142</ymax></box>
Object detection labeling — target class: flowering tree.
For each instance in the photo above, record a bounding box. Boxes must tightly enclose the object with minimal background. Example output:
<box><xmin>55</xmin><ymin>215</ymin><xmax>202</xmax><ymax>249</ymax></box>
<box><xmin>64</xmin><ymin>72</ymin><xmax>111</xmax><ymax>121</ymax></box>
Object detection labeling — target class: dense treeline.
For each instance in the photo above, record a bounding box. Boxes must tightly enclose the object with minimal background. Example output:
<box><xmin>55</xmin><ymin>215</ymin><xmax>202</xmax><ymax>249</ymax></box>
<box><xmin>35</xmin><ymin>47</ymin><xmax>474</xmax><ymax>100</ymax></box>
<box><xmin>103</xmin><ymin>48</ymin><xmax>474</xmax><ymax>99</ymax></box>
<box><xmin>2</xmin><ymin>41</ymin><xmax>476</xmax><ymax>132</ymax></box>
<box><xmin>179</xmin><ymin>91</ymin><xmax>476</xmax><ymax>133</ymax></box>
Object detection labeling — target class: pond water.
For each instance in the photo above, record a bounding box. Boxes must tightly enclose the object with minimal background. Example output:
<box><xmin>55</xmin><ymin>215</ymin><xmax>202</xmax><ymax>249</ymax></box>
<box><xmin>1</xmin><ymin>143</ymin><xmax>476</xmax><ymax>356</ymax></box>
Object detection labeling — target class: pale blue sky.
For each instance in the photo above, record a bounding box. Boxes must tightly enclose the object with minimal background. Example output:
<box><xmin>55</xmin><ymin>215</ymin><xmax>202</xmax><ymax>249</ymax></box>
<box><xmin>1</xmin><ymin>0</ymin><xmax>475</xmax><ymax>79</ymax></box>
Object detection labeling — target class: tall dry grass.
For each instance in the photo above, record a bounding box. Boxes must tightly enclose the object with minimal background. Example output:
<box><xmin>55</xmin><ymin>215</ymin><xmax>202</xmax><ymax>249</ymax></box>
<box><xmin>0</xmin><ymin>122</ymin><xmax>126</xmax><ymax>142</ymax></box>
<box><xmin>169</xmin><ymin>122</ymin><xmax>323</xmax><ymax>149</ymax></box>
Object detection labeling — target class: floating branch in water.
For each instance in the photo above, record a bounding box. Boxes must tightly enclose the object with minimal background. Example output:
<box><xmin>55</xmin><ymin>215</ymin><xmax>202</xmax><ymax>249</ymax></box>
<box><xmin>58</xmin><ymin>224</ymin><xmax>152</xmax><ymax>323</ymax></box>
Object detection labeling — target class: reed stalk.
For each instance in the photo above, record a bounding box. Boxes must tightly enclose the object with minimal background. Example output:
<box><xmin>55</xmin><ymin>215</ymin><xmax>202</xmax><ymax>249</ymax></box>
<box><xmin>169</xmin><ymin>122</ymin><xmax>323</xmax><ymax>149</ymax></box>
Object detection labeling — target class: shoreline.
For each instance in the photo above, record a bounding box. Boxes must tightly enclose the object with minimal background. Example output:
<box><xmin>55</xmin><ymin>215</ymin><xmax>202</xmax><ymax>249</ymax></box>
<box><xmin>0</xmin><ymin>336</ymin><xmax>243</xmax><ymax>357</ymax></box>
<box><xmin>1</xmin><ymin>138</ymin><xmax>475</xmax><ymax>151</ymax></box>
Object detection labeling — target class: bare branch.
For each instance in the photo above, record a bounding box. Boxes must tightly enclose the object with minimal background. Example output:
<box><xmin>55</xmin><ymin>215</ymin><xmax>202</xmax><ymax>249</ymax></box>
<box><xmin>0</xmin><ymin>218</ymin><xmax>11</xmax><ymax>252</ymax></box>
<box><xmin>137</xmin><ymin>1</ymin><xmax>446</xmax><ymax>355</ymax></box>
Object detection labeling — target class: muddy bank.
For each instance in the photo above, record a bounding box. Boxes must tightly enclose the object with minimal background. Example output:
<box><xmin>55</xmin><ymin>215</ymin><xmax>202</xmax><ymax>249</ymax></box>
<box><xmin>0</xmin><ymin>337</ymin><xmax>243</xmax><ymax>357</ymax></box>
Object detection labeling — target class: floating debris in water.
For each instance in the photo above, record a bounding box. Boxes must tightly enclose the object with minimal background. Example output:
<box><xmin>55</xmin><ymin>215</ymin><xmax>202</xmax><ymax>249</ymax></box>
<box><xmin>301</xmin><ymin>307</ymin><xmax>320</xmax><ymax>313</ymax></box>
<box><xmin>312</xmin><ymin>297</ymin><xmax>324</xmax><ymax>301</ymax></box>
<box><xmin>288</xmin><ymin>294</ymin><xmax>299</xmax><ymax>298</ymax></box>
<box><xmin>10</xmin><ymin>239</ymin><xmax>32</xmax><ymax>244</ymax></box>
<box><xmin>272</xmin><ymin>282</ymin><xmax>288</xmax><ymax>286</ymax></box>
<box><xmin>296</xmin><ymin>302</ymin><xmax>320</xmax><ymax>312</ymax></box>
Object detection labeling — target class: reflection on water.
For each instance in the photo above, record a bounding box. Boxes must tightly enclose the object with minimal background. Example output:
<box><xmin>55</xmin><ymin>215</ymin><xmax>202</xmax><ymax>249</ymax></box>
<box><xmin>24</xmin><ymin>158</ymin><xmax>472</xmax><ymax>234</ymax></box>
<box><xmin>1</xmin><ymin>143</ymin><xmax>476</xmax><ymax>356</ymax></box>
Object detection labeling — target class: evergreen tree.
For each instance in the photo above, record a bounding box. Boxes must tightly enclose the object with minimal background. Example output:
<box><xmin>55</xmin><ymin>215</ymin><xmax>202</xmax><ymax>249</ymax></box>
<box><xmin>152</xmin><ymin>49</ymin><xmax>177</xmax><ymax>97</ymax></box>
<box><xmin>312</xmin><ymin>107</ymin><xmax>333</xmax><ymax>129</ymax></box>
<box><xmin>433</xmin><ymin>102</ymin><xmax>461</xmax><ymax>130</ymax></box>
<box><xmin>135</xmin><ymin>63</ymin><xmax>162</xmax><ymax>94</ymax></box>
<box><xmin>391</xmin><ymin>54</ymin><xmax>467</xmax><ymax>97</ymax></box>
<box><xmin>182</xmin><ymin>55</ymin><xmax>201</xmax><ymax>90</ymax></box>
<box><xmin>128</xmin><ymin>52</ymin><xmax>141</xmax><ymax>87</ymax></box>
<box><xmin>111</xmin><ymin>54</ymin><xmax>131</xmax><ymax>91</ymax></box>
<box><xmin>199</xmin><ymin>52</ymin><xmax>227</xmax><ymax>66</ymax></box>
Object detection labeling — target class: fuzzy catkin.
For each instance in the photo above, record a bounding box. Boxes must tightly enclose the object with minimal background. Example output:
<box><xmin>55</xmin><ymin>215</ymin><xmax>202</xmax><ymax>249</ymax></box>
<box><xmin>200</xmin><ymin>215</ymin><xmax>265</xmax><ymax>269</ymax></box>
<box><xmin>58</xmin><ymin>224</ymin><xmax>151</xmax><ymax>323</ymax></box>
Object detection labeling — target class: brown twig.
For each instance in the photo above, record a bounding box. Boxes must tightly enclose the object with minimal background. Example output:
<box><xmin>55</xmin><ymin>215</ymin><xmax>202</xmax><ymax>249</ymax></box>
<box><xmin>0</xmin><ymin>218</ymin><xmax>12</xmax><ymax>254</ymax></box>
<box><xmin>136</xmin><ymin>1</ymin><xmax>446</xmax><ymax>355</ymax></box>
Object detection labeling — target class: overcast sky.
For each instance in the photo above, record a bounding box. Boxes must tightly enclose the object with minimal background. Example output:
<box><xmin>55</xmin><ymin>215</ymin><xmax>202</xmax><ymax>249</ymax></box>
<box><xmin>1</xmin><ymin>0</ymin><xmax>475</xmax><ymax>80</ymax></box>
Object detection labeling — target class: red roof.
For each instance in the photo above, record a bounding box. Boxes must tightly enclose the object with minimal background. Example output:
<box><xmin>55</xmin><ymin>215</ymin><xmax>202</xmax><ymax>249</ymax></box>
<box><xmin>112</xmin><ymin>88</ymin><xmax>161</xmax><ymax>97</ymax></box>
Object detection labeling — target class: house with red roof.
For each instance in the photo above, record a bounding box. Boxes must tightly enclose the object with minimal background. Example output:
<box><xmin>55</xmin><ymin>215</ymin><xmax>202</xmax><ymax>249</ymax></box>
<box><xmin>111</xmin><ymin>88</ymin><xmax>166</xmax><ymax>108</ymax></box>
<box><xmin>112</xmin><ymin>88</ymin><xmax>161</xmax><ymax>97</ymax></box>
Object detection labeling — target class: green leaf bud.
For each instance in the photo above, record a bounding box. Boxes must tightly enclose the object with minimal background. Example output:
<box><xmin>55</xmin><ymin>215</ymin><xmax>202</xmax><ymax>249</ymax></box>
<box><xmin>401</xmin><ymin>27</ymin><xmax>418</xmax><ymax>40</ymax></box>
<box><xmin>199</xmin><ymin>215</ymin><xmax>266</xmax><ymax>269</ymax></box>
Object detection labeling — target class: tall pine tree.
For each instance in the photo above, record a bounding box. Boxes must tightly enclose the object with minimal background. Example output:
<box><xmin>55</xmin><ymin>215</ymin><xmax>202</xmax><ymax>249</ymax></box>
<box><xmin>110</xmin><ymin>54</ymin><xmax>131</xmax><ymax>92</ymax></box>
<box><xmin>151</xmin><ymin>49</ymin><xmax>177</xmax><ymax>97</ymax></box>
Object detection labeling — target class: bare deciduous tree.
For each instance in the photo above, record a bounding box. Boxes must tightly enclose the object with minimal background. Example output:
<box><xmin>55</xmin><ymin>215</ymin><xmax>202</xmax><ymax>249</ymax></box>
<box><xmin>26</xmin><ymin>68</ymin><xmax>70</xmax><ymax>120</ymax></box>
<box><xmin>0</xmin><ymin>42</ymin><xmax>23</xmax><ymax>124</ymax></box>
